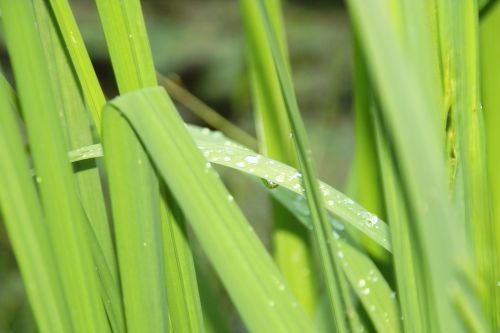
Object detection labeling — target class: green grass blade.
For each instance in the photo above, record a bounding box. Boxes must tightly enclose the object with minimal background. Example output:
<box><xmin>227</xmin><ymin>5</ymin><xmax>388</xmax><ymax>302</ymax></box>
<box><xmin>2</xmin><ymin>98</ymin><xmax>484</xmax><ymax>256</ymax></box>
<box><xmin>254</xmin><ymin>3</ymin><xmax>356</xmax><ymax>330</ymax></box>
<box><xmin>346</xmin><ymin>0</ymin><xmax>474</xmax><ymax>331</ymax></box>
<box><xmin>94</xmin><ymin>0</ymin><xmax>156</xmax><ymax>92</ymax></box>
<box><xmin>241</xmin><ymin>0</ymin><xmax>316</xmax><ymax>315</ymax></box>
<box><xmin>0</xmin><ymin>1</ymin><xmax>110</xmax><ymax>331</ymax></box>
<box><xmin>480</xmin><ymin>3</ymin><xmax>500</xmax><ymax>329</ymax></box>
<box><xmin>0</xmin><ymin>75</ymin><xmax>71</xmax><ymax>333</ymax></box>
<box><xmin>103</xmin><ymin>87</ymin><xmax>313</xmax><ymax>332</ymax></box>
<box><xmin>95</xmin><ymin>1</ymin><xmax>204</xmax><ymax>330</ymax></box>
<box><xmin>33</xmin><ymin>0</ymin><xmax>117</xmax><ymax>283</ymax></box>
<box><xmin>160</xmin><ymin>186</ymin><xmax>205</xmax><ymax>332</ymax></box>
<box><xmin>437</xmin><ymin>1</ymin><xmax>494</xmax><ymax>328</ymax></box>
<box><xmin>46</xmin><ymin>0</ymin><xmax>107</xmax><ymax>132</ymax></box>
<box><xmin>103</xmin><ymin>110</ymin><xmax>168</xmax><ymax>332</ymax></box>
<box><xmin>271</xmin><ymin>186</ymin><xmax>400</xmax><ymax>332</ymax></box>
<box><xmin>69</xmin><ymin>129</ymin><xmax>391</xmax><ymax>251</ymax></box>
<box><xmin>32</xmin><ymin>2</ymin><xmax>124</xmax><ymax>330</ymax></box>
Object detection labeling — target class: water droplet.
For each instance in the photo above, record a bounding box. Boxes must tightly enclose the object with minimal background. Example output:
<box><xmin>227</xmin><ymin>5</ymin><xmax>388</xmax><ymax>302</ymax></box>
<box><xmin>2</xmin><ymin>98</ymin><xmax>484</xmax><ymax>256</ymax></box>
<box><xmin>367</xmin><ymin>214</ymin><xmax>378</xmax><ymax>226</ymax></box>
<box><xmin>337</xmin><ymin>251</ymin><xmax>344</xmax><ymax>259</ymax></box>
<box><xmin>275</xmin><ymin>174</ymin><xmax>285</xmax><ymax>183</ymax></box>
<box><xmin>268</xmin><ymin>300</ymin><xmax>275</xmax><ymax>307</ymax></box>
<box><xmin>227</xmin><ymin>195</ymin><xmax>234</xmax><ymax>202</ymax></box>
<box><xmin>137</xmin><ymin>159</ymin><xmax>143</xmax><ymax>165</ymax></box>
<box><xmin>361</xmin><ymin>288</ymin><xmax>370</xmax><ymax>296</ymax></box>
<box><xmin>358</xmin><ymin>279</ymin><xmax>366</xmax><ymax>288</ymax></box>
<box><xmin>244</xmin><ymin>155</ymin><xmax>259</xmax><ymax>164</ymax></box>
<box><xmin>143</xmin><ymin>242</ymin><xmax>147</xmax><ymax>247</ymax></box>
<box><xmin>236</xmin><ymin>162</ymin><xmax>245</xmax><ymax>168</ymax></box>
<box><xmin>205</xmin><ymin>162</ymin><xmax>211</xmax><ymax>168</ymax></box>
<box><xmin>390</xmin><ymin>291</ymin><xmax>396</xmax><ymax>299</ymax></box>
<box><xmin>278</xmin><ymin>283</ymin><xmax>285</xmax><ymax>291</ymax></box>
<box><xmin>262</xmin><ymin>178</ymin><xmax>278</xmax><ymax>189</ymax></box>
<box><xmin>497</xmin><ymin>281</ymin><xmax>500</xmax><ymax>287</ymax></box>
<box><xmin>223</xmin><ymin>156</ymin><xmax>231</xmax><ymax>162</ymax></box>
<box><xmin>370</xmin><ymin>305</ymin><xmax>376</xmax><ymax>312</ymax></box>
<box><xmin>327</xmin><ymin>200</ymin><xmax>334</xmax><ymax>207</ymax></box>
<box><xmin>35</xmin><ymin>176</ymin><xmax>42</xmax><ymax>184</ymax></box>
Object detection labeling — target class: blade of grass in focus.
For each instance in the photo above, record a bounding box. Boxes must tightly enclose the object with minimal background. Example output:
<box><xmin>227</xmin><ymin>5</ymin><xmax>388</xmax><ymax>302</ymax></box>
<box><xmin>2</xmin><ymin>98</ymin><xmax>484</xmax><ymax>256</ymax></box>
<box><xmin>46</xmin><ymin>0</ymin><xmax>107</xmax><ymax>132</ymax></box>
<box><xmin>0</xmin><ymin>0</ymin><xmax>110</xmax><ymax>331</ymax></box>
<box><xmin>103</xmin><ymin>86</ymin><xmax>313</xmax><ymax>332</ymax></box>
<box><xmin>94</xmin><ymin>0</ymin><xmax>175</xmax><ymax>331</ymax></box>
<box><xmin>240</xmin><ymin>0</ymin><xmax>316</xmax><ymax>316</ymax></box>
<box><xmin>254</xmin><ymin>1</ymin><xmax>358</xmax><ymax>330</ymax></box>
<box><xmin>69</xmin><ymin>127</ymin><xmax>392</xmax><ymax>251</ymax></box>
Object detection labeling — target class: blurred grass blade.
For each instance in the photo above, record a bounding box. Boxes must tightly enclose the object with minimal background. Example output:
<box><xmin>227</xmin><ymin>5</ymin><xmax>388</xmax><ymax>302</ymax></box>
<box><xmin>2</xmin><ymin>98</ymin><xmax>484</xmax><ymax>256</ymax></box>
<box><xmin>241</xmin><ymin>0</ymin><xmax>316</xmax><ymax>315</ymax></box>
<box><xmin>0</xmin><ymin>0</ymin><xmax>110</xmax><ymax>331</ymax></box>
<box><xmin>480</xmin><ymin>3</ymin><xmax>500</xmax><ymax>329</ymax></box>
<box><xmin>0</xmin><ymin>75</ymin><xmax>70</xmax><ymax>333</ymax></box>
<box><xmin>346</xmin><ymin>0</ymin><xmax>475</xmax><ymax>331</ymax></box>
<box><xmin>437</xmin><ymin>1</ymin><xmax>494</xmax><ymax>328</ymax></box>
<box><xmin>103</xmin><ymin>87</ymin><xmax>313</xmax><ymax>332</ymax></box>
<box><xmin>348</xmin><ymin>38</ymin><xmax>387</xmax><ymax>262</ymax></box>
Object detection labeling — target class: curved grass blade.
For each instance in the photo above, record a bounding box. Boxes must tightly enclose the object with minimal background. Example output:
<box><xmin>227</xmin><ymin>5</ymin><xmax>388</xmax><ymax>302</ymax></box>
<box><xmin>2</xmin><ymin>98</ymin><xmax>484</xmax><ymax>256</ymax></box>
<box><xmin>69</xmin><ymin>127</ymin><xmax>390</xmax><ymax>252</ymax></box>
<box><xmin>270</xmin><ymin>180</ymin><xmax>401</xmax><ymax>332</ymax></box>
<box><xmin>103</xmin><ymin>87</ymin><xmax>313</xmax><ymax>333</ymax></box>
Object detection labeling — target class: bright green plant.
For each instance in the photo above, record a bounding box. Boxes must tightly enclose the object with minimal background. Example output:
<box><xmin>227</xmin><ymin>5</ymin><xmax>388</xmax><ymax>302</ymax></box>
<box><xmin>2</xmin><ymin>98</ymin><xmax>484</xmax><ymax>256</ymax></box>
<box><xmin>0</xmin><ymin>0</ymin><xmax>498</xmax><ymax>332</ymax></box>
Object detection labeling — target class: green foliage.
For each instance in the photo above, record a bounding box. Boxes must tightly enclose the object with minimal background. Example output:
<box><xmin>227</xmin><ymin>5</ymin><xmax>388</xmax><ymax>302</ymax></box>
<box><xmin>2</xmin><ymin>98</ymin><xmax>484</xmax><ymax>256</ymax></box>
<box><xmin>0</xmin><ymin>0</ymin><xmax>498</xmax><ymax>332</ymax></box>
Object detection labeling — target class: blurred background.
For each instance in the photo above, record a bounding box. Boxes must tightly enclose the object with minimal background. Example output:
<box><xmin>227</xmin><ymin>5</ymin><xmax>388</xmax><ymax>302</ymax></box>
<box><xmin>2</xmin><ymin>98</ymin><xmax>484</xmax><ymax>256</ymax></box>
<box><xmin>0</xmin><ymin>0</ymin><xmax>354</xmax><ymax>331</ymax></box>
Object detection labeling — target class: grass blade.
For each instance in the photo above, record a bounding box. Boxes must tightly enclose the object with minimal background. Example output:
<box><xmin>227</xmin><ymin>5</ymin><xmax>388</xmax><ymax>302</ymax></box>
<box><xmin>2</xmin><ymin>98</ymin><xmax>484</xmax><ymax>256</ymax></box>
<box><xmin>241</xmin><ymin>0</ymin><xmax>316</xmax><ymax>315</ymax></box>
<box><xmin>46</xmin><ymin>0</ymin><xmax>107</xmax><ymax>131</ymax></box>
<box><xmin>0</xmin><ymin>1</ymin><xmax>110</xmax><ymax>331</ymax></box>
<box><xmin>103</xmin><ymin>87</ymin><xmax>313</xmax><ymax>332</ymax></box>
<box><xmin>0</xmin><ymin>75</ymin><xmax>70</xmax><ymax>333</ymax></box>
<box><xmin>69</xmin><ymin>128</ymin><xmax>391</xmax><ymax>252</ymax></box>
<box><xmin>480</xmin><ymin>3</ymin><xmax>500</xmax><ymax>329</ymax></box>
<box><xmin>160</xmin><ymin>186</ymin><xmax>205</xmax><ymax>332</ymax></box>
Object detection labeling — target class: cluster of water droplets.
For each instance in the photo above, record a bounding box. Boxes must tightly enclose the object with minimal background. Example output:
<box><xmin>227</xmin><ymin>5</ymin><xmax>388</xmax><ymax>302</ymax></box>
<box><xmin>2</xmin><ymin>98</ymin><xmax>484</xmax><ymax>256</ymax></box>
<box><xmin>193</xmin><ymin>126</ymin><xmax>390</xmax><ymax>249</ymax></box>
